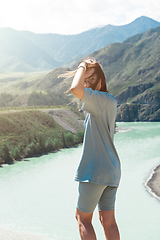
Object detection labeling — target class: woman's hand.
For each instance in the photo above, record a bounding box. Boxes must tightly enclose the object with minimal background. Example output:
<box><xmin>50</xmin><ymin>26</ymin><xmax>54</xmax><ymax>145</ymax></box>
<box><xmin>79</xmin><ymin>58</ymin><xmax>95</xmax><ymax>70</ymax></box>
<box><xmin>70</xmin><ymin>58</ymin><xmax>96</xmax><ymax>99</ymax></box>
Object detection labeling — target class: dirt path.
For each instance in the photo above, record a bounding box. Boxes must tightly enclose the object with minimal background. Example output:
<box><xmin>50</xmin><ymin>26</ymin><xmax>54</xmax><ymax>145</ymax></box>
<box><xmin>43</xmin><ymin>108</ymin><xmax>84</xmax><ymax>133</ymax></box>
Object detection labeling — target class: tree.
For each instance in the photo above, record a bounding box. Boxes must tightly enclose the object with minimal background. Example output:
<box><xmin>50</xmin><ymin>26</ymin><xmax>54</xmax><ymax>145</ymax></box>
<box><xmin>11</xmin><ymin>147</ymin><xmax>21</xmax><ymax>160</ymax></box>
<box><xmin>64</xmin><ymin>132</ymin><xmax>74</xmax><ymax>147</ymax></box>
<box><xmin>1</xmin><ymin>144</ymin><xmax>13</xmax><ymax>164</ymax></box>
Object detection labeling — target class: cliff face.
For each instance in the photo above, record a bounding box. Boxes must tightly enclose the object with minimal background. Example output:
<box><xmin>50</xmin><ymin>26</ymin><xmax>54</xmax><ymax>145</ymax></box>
<box><xmin>116</xmin><ymin>84</ymin><xmax>160</xmax><ymax>121</ymax></box>
<box><xmin>116</xmin><ymin>103</ymin><xmax>160</xmax><ymax>122</ymax></box>
<box><xmin>116</xmin><ymin>83</ymin><xmax>154</xmax><ymax>104</ymax></box>
<box><xmin>87</xmin><ymin>26</ymin><xmax>160</xmax><ymax>122</ymax></box>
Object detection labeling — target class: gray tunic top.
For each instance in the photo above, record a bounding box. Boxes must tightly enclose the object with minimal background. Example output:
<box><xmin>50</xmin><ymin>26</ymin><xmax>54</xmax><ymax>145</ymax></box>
<box><xmin>75</xmin><ymin>88</ymin><xmax>121</xmax><ymax>186</ymax></box>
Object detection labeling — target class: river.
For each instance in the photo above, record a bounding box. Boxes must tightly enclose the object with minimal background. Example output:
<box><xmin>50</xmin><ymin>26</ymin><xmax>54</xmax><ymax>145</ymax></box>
<box><xmin>0</xmin><ymin>122</ymin><xmax>160</xmax><ymax>240</ymax></box>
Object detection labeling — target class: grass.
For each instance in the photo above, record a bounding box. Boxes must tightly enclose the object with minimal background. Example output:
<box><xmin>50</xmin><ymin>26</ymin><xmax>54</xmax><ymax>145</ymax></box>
<box><xmin>0</xmin><ymin>71</ymin><xmax>48</xmax><ymax>94</ymax></box>
<box><xmin>0</xmin><ymin>106</ymin><xmax>85</xmax><ymax>165</ymax></box>
<box><xmin>0</xmin><ymin>110</ymin><xmax>65</xmax><ymax>147</ymax></box>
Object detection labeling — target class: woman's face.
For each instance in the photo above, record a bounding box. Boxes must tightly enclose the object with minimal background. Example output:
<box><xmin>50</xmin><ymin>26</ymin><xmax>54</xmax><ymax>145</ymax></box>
<box><xmin>84</xmin><ymin>68</ymin><xmax>100</xmax><ymax>90</ymax></box>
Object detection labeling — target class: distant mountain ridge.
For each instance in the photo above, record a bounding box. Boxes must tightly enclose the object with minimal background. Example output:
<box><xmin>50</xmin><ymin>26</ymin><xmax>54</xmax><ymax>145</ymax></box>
<box><xmin>1</xmin><ymin>24</ymin><xmax>160</xmax><ymax>121</ymax></box>
<box><xmin>28</xmin><ymin>25</ymin><xmax>160</xmax><ymax>121</ymax></box>
<box><xmin>0</xmin><ymin>16</ymin><xmax>160</xmax><ymax>72</ymax></box>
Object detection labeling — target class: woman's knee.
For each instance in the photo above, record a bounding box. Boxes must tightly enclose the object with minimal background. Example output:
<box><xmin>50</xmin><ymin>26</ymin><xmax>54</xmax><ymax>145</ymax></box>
<box><xmin>75</xmin><ymin>208</ymin><xmax>93</xmax><ymax>224</ymax></box>
<box><xmin>99</xmin><ymin>210</ymin><xmax>116</xmax><ymax>227</ymax></box>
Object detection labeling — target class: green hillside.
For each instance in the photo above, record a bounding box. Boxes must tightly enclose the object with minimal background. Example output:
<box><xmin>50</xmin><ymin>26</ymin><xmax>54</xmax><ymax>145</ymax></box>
<box><xmin>92</xmin><ymin>27</ymin><xmax>160</xmax><ymax>121</ymax></box>
<box><xmin>32</xmin><ymin>26</ymin><xmax>160</xmax><ymax>121</ymax></box>
<box><xmin>91</xmin><ymin>27</ymin><xmax>160</xmax><ymax>96</ymax></box>
<box><xmin>31</xmin><ymin>26</ymin><xmax>160</xmax><ymax>96</ymax></box>
<box><xmin>0</xmin><ymin>107</ymin><xmax>84</xmax><ymax>165</ymax></box>
<box><xmin>0</xmin><ymin>25</ymin><xmax>160</xmax><ymax>121</ymax></box>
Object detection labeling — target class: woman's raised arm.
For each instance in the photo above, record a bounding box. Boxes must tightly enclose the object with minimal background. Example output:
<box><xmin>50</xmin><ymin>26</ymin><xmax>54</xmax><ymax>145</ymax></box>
<box><xmin>70</xmin><ymin>62</ymin><xmax>87</xmax><ymax>99</ymax></box>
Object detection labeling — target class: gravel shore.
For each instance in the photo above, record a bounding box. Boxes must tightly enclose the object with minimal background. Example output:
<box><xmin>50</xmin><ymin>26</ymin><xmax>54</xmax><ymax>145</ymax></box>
<box><xmin>145</xmin><ymin>164</ymin><xmax>160</xmax><ymax>201</ymax></box>
<box><xmin>115</xmin><ymin>126</ymin><xmax>132</xmax><ymax>133</ymax></box>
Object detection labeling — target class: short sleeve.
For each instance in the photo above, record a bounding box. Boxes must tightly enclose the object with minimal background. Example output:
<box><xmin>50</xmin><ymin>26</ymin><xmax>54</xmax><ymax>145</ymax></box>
<box><xmin>79</xmin><ymin>88</ymin><xmax>111</xmax><ymax>116</ymax></box>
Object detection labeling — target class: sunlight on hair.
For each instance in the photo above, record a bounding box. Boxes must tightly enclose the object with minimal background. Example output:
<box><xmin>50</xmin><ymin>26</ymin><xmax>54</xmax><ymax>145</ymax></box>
<box><xmin>58</xmin><ymin>70</ymin><xmax>77</xmax><ymax>79</ymax></box>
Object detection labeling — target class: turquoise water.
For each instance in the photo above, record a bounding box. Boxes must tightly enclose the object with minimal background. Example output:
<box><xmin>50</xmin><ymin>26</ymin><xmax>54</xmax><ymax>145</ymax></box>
<box><xmin>0</xmin><ymin>122</ymin><xmax>160</xmax><ymax>239</ymax></box>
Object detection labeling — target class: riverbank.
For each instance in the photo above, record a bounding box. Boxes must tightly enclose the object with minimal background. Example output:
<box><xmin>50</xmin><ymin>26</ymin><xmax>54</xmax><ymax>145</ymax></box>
<box><xmin>0</xmin><ymin>106</ymin><xmax>132</xmax><ymax>166</ymax></box>
<box><xmin>115</xmin><ymin>126</ymin><xmax>132</xmax><ymax>133</ymax></box>
<box><xmin>145</xmin><ymin>164</ymin><xmax>160</xmax><ymax>201</ymax></box>
<box><xmin>0</xmin><ymin>107</ymin><xmax>84</xmax><ymax>165</ymax></box>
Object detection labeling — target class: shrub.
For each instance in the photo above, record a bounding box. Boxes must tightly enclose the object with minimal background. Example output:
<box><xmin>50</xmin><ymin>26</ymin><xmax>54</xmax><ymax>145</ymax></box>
<box><xmin>11</xmin><ymin>147</ymin><xmax>21</xmax><ymax>160</ymax></box>
<box><xmin>64</xmin><ymin>132</ymin><xmax>74</xmax><ymax>147</ymax></box>
<box><xmin>18</xmin><ymin>142</ymin><xmax>25</xmax><ymax>156</ymax></box>
<box><xmin>1</xmin><ymin>144</ymin><xmax>13</xmax><ymax>164</ymax></box>
<box><xmin>76</xmin><ymin>130</ymin><xmax>84</xmax><ymax>143</ymax></box>
<box><xmin>57</xmin><ymin>139</ymin><xmax>64</xmax><ymax>149</ymax></box>
<box><xmin>0</xmin><ymin>148</ymin><xmax>4</xmax><ymax>165</ymax></box>
<box><xmin>53</xmin><ymin>138</ymin><xmax>60</xmax><ymax>149</ymax></box>
<box><xmin>45</xmin><ymin>138</ymin><xmax>55</xmax><ymax>152</ymax></box>
<box><xmin>38</xmin><ymin>134</ymin><xmax>45</xmax><ymax>153</ymax></box>
<box><xmin>0</xmin><ymin>157</ymin><xmax>4</xmax><ymax>165</ymax></box>
<box><xmin>73</xmin><ymin>135</ymin><xmax>79</xmax><ymax>144</ymax></box>
<box><xmin>24</xmin><ymin>140</ymin><xmax>41</xmax><ymax>157</ymax></box>
<box><xmin>24</xmin><ymin>146</ymin><xmax>32</xmax><ymax>158</ymax></box>
<box><xmin>61</xmin><ymin>133</ymin><xmax>66</xmax><ymax>148</ymax></box>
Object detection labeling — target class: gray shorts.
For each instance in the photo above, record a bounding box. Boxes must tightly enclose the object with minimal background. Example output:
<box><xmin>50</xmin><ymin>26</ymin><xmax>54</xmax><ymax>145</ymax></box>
<box><xmin>77</xmin><ymin>182</ymin><xmax>117</xmax><ymax>213</ymax></box>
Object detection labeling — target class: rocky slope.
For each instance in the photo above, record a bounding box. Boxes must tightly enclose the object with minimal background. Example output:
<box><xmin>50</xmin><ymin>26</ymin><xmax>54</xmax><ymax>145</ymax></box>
<box><xmin>89</xmin><ymin>27</ymin><xmax>160</xmax><ymax>122</ymax></box>
<box><xmin>116</xmin><ymin>84</ymin><xmax>160</xmax><ymax>121</ymax></box>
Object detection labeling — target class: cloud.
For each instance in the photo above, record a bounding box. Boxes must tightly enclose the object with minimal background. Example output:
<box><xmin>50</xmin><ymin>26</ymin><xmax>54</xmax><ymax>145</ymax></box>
<box><xmin>0</xmin><ymin>0</ymin><xmax>160</xmax><ymax>34</ymax></box>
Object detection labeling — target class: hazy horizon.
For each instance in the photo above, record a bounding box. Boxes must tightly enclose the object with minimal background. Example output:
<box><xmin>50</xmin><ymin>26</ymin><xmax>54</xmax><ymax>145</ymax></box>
<box><xmin>0</xmin><ymin>0</ymin><xmax>160</xmax><ymax>35</ymax></box>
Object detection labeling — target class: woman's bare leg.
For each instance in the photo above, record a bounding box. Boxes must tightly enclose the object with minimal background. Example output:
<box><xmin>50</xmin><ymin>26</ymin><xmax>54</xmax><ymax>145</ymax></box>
<box><xmin>75</xmin><ymin>208</ymin><xmax>97</xmax><ymax>240</ymax></box>
<box><xmin>99</xmin><ymin>210</ymin><xmax>120</xmax><ymax>240</ymax></box>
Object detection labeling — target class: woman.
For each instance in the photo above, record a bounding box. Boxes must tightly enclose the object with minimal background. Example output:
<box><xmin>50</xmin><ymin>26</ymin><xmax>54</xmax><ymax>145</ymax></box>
<box><xmin>70</xmin><ymin>58</ymin><xmax>121</xmax><ymax>240</ymax></box>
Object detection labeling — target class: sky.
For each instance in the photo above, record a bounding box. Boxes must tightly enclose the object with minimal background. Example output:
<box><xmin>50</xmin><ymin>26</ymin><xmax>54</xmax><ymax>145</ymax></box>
<box><xmin>0</xmin><ymin>0</ymin><xmax>160</xmax><ymax>35</ymax></box>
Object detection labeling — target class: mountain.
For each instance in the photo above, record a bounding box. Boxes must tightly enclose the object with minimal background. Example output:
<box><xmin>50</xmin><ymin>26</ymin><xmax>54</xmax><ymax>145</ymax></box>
<box><xmin>18</xmin><ymin>25</ymin><xmax>159</xmax><ymax>121</ymax></box>
<box><xmin>1</xmin><ymin>21</ymin><xmax>160</xmax><ymax>121</ymax></box>
<box><xmin>0</xmin><ymin>28</ymin><xmax>61</xmax><ymax>72</ymax></box>
<box><xmin>0</xmin><ymin>16</ymin><xmax>160</xmax><ymax>72</ymax></box>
